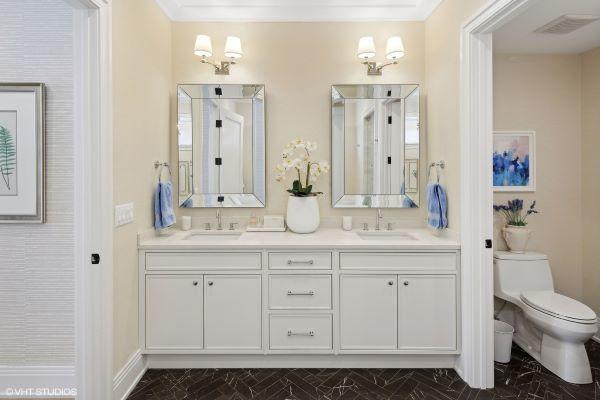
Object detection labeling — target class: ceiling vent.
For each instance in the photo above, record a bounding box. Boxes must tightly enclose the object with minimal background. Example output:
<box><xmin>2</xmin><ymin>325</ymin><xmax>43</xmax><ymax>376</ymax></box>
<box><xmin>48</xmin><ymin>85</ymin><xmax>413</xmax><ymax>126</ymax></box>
<box><xmin>534</xmin><ymin>14</ymin><xmax>600</xmax><ymax>34</ymax></box>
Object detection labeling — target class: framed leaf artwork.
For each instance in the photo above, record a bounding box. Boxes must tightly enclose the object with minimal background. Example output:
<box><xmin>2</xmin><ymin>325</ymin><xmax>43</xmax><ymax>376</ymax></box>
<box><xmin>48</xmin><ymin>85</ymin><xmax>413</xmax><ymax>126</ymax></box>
<box><xmin>0</xmin><ymin>83</ymin><xmax>45</xmax><ymax>223</ymax></box>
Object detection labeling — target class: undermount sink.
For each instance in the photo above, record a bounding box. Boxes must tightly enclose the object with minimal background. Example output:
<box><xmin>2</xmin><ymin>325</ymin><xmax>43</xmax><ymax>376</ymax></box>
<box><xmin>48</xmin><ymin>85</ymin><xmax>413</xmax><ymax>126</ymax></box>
<box><xmin>183</xmin><ymin>231</ymin><xmax>242</xmax><ymax>240</ymax></box>
<box><xmin>356</xmin><ymin>231</ymin><xmax>418</xmax><ymax>241</ymax></box>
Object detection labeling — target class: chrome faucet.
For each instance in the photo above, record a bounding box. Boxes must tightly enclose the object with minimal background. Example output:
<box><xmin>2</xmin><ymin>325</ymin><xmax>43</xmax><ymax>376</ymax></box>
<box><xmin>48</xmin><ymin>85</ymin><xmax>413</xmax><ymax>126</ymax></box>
<box><xmin>216</xmin><ymin>208</ymin><xmax>223</xmax><ymax>230</ymax></box>
<box><xmin>375</xmin><ymin>208</ymin><xmax>383</xmax><ymax>231</ymax></box>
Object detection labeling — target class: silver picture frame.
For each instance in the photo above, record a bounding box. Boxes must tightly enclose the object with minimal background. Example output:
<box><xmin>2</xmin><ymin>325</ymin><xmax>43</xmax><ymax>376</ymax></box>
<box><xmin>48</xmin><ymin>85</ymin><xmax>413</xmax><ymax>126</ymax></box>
<box><xmin>0</xmin><ymin>83</ymin><xmax>45</xmax><ymax>223</ymax></box>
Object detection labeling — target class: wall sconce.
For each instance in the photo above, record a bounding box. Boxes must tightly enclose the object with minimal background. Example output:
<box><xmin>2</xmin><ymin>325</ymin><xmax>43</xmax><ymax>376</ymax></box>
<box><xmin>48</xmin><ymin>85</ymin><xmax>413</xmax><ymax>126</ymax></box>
<box><xmin>357</xmin><ymin>36</ymin><xmax>405</xmax><ymax>76</ymax></box>
<box><xmin>194</xmin><ymin>34</ymin><xmax>243</xmax><ymax>75</ymax></box>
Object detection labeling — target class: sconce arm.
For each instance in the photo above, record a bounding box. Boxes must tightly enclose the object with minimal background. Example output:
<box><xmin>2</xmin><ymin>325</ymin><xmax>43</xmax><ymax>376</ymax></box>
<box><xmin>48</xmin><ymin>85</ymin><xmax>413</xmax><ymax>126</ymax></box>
<box><xmin>362</xmin><ymin>60</ymin><xmax>399</xmax><ymax>76</ymax></box>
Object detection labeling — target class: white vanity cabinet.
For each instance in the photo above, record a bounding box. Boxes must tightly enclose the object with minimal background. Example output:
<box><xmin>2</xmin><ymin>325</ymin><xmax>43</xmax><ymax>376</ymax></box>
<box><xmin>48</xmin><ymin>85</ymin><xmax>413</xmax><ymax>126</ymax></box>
<box><xmin>397</xmin><ymin>275</ymin><xmax>457</xmax><ymax>350</ymax></box>
<box><xmin>340</xmin><ymin>275</ymin><xmax>398</xmax><ymax>350</ymax></box>
<box><xmin>204</xmin><ymin>275</ymin><xmax>262</xmax><ymax>350</ymax></box>
<box><xmin>146</xmin><ymin>275</ymin><xmax>204</xmax><ymax>350</ymax></box>
<box><xmin>139</xmin><ymin>241</ymin><xmax>460</xmax><ymax>365</ymax></box>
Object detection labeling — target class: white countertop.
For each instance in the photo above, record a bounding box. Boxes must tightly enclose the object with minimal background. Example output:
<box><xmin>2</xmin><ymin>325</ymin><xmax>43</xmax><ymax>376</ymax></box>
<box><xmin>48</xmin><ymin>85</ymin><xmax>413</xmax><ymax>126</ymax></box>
<box><xmin>138</xmin><ymin>228</ymin><xmax>460</xmax><ymax>250</ymax></box>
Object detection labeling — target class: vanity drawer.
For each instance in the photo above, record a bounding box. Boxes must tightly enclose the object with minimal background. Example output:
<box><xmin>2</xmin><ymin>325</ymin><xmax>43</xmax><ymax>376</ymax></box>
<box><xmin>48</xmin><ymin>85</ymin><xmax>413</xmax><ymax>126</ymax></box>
<box><xmin>268</xmin><ymin>252</ymin><xmax>332</xmax><ymax>270</ymax></box>
<box><xmin>269</xmin><ymin>275</ymin><xmax>332</xmax><ymax>309</ymax></box>
<box><xmin>146</xmin><ymin>252</ymin><xmax>262</xmax><ymax>271</ymax></box>
<box><xmin>339</xmin><ymin>252</ymin><xmax>456</xmax><ymax>271</ymax></box>
<box><xmin>269</xmin><ymin>314</ymin><xmax>332</xmax><ymax>350</ymax></box>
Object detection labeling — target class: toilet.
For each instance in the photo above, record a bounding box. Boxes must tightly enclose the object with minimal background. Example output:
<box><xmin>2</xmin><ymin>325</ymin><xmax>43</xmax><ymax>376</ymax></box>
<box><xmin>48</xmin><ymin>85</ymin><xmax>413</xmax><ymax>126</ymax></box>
<box><xmin>494</xmin><ymin>251</ymin><xmax>597</xmax><ymax>384</ymax></box>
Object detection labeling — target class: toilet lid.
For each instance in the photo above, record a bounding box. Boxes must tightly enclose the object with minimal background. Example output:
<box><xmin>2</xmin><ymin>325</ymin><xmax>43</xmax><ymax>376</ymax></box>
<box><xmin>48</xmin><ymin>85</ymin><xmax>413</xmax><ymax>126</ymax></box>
<box><xmin>520</xmin><ymin>291</ymin><xmax>597</xmax><ymax>323</ymax></box>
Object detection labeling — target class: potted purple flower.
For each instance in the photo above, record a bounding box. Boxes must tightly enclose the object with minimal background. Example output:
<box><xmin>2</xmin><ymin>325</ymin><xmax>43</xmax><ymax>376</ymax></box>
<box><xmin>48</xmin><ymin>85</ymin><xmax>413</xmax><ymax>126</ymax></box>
<box><xmin>494</xmin><ymin>199</ymin><xmax>538</xmax><ymax>253</ymax></box>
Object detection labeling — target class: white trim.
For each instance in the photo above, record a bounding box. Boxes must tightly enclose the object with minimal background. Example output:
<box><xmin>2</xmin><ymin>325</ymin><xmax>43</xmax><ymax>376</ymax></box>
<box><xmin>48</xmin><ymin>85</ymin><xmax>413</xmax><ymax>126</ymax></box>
<box><xmin>112</xmin><ymin>350</ymin><xmax>147</xmax><ymax>400</ymax></box>
<box><xmin>458</xmin><ymin>0</ymin><xmax>536</xmax><ymax>389</ymax></box>
<box><xmin>72</xmin><ymin>0</ymin><xmax>113</xmax><ymax>399</ymax></box>
<box><xmin>146</xmin><ymin>354</ymin><xmax>457</xmax><ymax>369</ymax></box>
<box><xmin>153</xmin><ymin>0</ymin><xmax>443</xmax><ymax>21</ymax></box>
<box><xmin>0</xmin><ymin>366</ymin><xmax>75</xmax><ymax>397</ymax></box>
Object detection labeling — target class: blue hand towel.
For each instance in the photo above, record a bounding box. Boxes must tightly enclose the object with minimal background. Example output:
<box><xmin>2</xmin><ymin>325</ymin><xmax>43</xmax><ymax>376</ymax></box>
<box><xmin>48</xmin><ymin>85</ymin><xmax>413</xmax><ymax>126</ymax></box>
<box><xmin>154</xmin><ymin>181</ymin><xmax>176</xmax><ymax>230</ymax></box>
<box><xmin>427</xmin><ymin>183</ymin><xmax>448</xmax><ymax>230</ymax></box>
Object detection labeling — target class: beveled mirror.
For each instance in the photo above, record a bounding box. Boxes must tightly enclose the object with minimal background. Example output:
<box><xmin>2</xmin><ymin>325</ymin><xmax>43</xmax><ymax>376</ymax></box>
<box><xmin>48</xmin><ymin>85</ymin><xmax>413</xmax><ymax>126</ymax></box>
<box><xmin>332</xmin><ymin>84</ymin><xmax>420</xmax><ymax>208</ymax></box>
<box><xmin>177</xmin><ymin>84</ymin><xmax>265</xmax><ymax>208</ymax></box>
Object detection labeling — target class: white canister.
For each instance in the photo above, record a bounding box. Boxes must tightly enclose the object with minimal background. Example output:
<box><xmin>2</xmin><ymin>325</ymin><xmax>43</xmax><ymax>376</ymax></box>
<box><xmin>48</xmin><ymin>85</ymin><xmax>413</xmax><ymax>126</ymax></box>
<box><xmin>181</xmin><ymin>216</ymin><xmax>192</xmax><ymax>231</ymax></box>
<box><xmin>342</xmin><ymin>216</ymin><xmax>353</xmax><ymax>231</ymax></box>
<box><xmin>286</xmin><ymin>196</ymin><xmax>320</xmax><ymax>234</ymax></box>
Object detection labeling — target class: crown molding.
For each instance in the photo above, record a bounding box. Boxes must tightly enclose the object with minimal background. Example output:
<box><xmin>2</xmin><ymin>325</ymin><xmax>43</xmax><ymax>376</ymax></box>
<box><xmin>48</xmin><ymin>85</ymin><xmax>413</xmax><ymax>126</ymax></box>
<box><xmin>153</xmin><ymin>0</ymin><xmax>443</xmax><ymax>21</ymax></box>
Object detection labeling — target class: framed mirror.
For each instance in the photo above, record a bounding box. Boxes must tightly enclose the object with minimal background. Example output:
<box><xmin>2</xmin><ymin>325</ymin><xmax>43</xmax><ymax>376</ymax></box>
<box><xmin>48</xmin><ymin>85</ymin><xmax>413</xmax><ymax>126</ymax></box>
<box><xmin>331</xmin><ymin>84</ymin><xmax>420</xmax><ymax>208</ymax></box>
<box><xmin>177</xmin><ymin>84</ymin><xmax>265</xmax><ymax>208</ymax></box>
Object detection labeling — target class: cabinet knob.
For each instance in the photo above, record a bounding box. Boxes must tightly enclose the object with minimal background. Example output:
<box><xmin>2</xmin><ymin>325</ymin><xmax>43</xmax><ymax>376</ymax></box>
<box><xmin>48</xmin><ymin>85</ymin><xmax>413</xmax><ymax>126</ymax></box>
<box><xmin>207</xmin><ymin>281</ymin><xmax>214</xmax><ymax>286</ymax></box>
<box><xmin>388</xmin><ymin>281</ymin><xmax>394</xmax><ymax>286</ymax></box>
<box><xmin>192</xmin><ymin>281</ymin><xmax>198</xmax><ymax>286</ymax></box>
<box><xmin>403</xmin><ymin>281</ymin><xmax>409</xmax><ymax>286</ymax></box>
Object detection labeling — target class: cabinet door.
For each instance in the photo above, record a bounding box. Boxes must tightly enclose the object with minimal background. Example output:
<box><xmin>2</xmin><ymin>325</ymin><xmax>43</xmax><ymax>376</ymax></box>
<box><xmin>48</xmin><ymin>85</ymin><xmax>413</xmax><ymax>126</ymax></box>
<box><xmin>204</xmin><ymin>275</ymin><xmax>262</xmax><ymax>350</ymax></box>
<box><xmin>398</xmin><ymin>275</ymin><xmax>456</xmax><ymax>350</ymax></box>
<box><xmin>340</xmin><ymin>275</ymin><xmax>397</xmax><ymax>350</ymax></box>
<box><xmin>146</xmin><ymin>275</ymin><xmax>203</xmax><ymax>349</ymax></box>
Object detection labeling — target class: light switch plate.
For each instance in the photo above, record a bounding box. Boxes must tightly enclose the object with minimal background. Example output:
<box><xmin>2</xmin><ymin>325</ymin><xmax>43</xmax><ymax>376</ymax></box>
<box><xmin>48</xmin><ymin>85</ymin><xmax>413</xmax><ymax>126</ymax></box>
<box><xmin>115</xmin><ymin>202</ymin><xmax>134</xmax><ymax>227</ymax></box>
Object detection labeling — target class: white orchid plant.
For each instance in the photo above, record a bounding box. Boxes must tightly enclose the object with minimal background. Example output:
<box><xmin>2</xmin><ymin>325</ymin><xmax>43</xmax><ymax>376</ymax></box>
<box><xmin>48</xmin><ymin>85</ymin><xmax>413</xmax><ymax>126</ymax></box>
<box><xmin>275</xmin><ymin>139</ymin><xmax>330</xmax><ymax>197</ymax></box>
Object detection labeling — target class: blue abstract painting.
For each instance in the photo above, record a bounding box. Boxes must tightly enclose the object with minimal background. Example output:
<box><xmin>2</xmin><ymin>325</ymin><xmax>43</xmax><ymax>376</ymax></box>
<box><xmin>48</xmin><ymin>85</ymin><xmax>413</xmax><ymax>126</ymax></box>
<box><xmin>493</xmin><ymin>132</ymin><xmax>535</xmax><ymax>192</ymax></box>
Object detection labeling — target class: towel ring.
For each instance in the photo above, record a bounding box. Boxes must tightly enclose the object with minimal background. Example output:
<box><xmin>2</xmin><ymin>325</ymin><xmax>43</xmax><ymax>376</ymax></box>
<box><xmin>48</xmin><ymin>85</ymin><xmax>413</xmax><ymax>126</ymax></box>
<box><xmin>157</xmin><ymin>163</ymin><xmax>172</xmax><ymax>182</ymax></box>
<box><xmin>427</xmin><ymin>161</ymin><xmax>445</xmax><ymax>184</ymax></box>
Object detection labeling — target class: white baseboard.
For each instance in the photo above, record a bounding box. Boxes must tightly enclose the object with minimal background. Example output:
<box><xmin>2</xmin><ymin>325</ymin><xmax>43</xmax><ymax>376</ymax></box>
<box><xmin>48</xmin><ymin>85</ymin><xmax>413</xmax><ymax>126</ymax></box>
<box><xmin>0</xmin><ymin>366</ymin><xmax>75</xmax><ymax>397</ymax></box>
<box><xmin>113</xmin><ymin>350</ymin><xmax>147</xmax><ymax>400</ymax></box>
<box><xmin>147</xmin><ymin>354</ymin><xmax>456</xmax><ymax>369</ymax></box>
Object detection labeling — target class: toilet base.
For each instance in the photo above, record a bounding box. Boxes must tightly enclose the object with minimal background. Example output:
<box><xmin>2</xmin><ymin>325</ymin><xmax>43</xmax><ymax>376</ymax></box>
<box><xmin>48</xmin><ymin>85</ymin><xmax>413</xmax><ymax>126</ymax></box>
<box><xmin>540</xmin><ymin>334</ymin><xmax>592</xmax><ymax>384</ymax></box>
<box><xmin>513</xmin><ymin>331</ymin><xmax>593</xmax><ymax>384</ymax></box>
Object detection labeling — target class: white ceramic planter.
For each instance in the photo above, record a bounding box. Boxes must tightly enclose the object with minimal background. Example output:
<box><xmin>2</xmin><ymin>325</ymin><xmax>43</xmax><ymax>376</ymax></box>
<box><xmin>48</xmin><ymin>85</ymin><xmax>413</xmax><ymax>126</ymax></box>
<box><xmin>502</xmin><ymin>225</ymin><xmax>532</xmax><ymax>253</ymax></box>
<box><xmin>286</xmin><ymin>195</ymin><xmax>320</xmax><ymax>234</ymax></box>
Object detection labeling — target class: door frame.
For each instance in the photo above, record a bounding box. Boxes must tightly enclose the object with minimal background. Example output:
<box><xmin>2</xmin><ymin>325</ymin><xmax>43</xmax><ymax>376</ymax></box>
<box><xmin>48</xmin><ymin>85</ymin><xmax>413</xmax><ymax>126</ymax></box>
<box><xmin>71</xmin><ymin>0</ymin><xmax>113</xmax><ymax>399</ymax></box>
<box><xmin>458</xmin><ymin>0</ymin><xmax>535</xmax><ymax>388</ymax></box>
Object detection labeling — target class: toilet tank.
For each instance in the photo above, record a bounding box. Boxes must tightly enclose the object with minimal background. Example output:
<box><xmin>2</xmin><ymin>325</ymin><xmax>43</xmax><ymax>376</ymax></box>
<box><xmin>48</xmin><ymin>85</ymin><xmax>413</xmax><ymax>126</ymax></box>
<box><xmin>494</xmin><ymin>251</ymin><xmax>554</xmax><ymax>301</ymax></box>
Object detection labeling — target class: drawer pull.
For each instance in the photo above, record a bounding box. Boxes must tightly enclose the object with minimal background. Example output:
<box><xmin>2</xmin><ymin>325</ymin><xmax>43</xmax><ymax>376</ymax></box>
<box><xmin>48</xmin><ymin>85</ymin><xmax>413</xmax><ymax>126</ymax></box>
<box><xmin>287</xmin><ymin>290</ymin><xmax>315</xmax><ymax>296</ymax></box>
<box><xmin>287</xmin><ymin>260</ymin><xmax>314</xmax><ymax>265</ymax></box>
<box><xmin>287</xmin><ymin>329</ymin><xmax>315</xmax><ymax>337</ymax></box>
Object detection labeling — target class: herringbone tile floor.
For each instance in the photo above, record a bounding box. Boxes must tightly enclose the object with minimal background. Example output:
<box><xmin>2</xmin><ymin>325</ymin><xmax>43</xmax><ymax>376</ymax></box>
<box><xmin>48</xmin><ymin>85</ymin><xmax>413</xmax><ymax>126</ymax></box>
<box><xmin>128</xmin><ymin>341</ymin><xmax>600</xmax><ymax>399</ymax></box>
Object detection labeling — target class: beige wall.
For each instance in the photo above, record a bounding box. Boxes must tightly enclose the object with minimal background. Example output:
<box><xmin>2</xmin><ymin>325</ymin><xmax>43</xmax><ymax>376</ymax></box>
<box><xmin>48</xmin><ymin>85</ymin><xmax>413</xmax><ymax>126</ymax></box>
<box><xmin>112</xmin><ymin>0</ymin><xmax>172</xmax><ymax>373</ymax></box>
<box><xmin>171</xmin><ymin>22</ymin><xmax>427</xmax><ymax>224</ymax></box>
<box><xmin>581</xmin><ymin>47</ymin><xmax>600</xmax><ymax>315</ymax></box>
<box><xmin>493</xmin><ymin>54</ymin><xmax>583</xmax><ymax>300</ymax></box>
<box><xmin>425</xmin><ymin>0</ymin><xmax>488</xmax><ymax>232</ymax></box>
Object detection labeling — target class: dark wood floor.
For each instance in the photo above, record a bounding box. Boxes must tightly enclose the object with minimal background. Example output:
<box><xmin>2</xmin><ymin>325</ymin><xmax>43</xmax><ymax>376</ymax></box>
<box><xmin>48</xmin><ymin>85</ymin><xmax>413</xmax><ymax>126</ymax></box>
<box><xmin>127</xmin><ymin>340</ymin><xmax>600</xmax><ymax>399</ymax></box>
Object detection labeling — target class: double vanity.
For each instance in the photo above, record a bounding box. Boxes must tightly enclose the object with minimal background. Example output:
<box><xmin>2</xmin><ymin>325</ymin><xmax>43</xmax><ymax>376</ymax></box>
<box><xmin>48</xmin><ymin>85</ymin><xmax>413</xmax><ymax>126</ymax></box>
<box><xmin>148</xmin><ymin>83</ymin><xmax>461</xmax><ymax>368</ymax></box>
<box><xmin>138</xmin><ymin>228</ymin><xmax>461</xmax><ymax>368</ymax></box>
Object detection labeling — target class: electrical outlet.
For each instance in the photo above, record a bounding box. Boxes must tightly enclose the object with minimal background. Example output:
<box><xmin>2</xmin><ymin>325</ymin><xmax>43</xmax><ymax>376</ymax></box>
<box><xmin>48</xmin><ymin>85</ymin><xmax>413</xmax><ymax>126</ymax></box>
<box><xmin>115</xmin><ymin>202</ymin><xmax>134</xmax><ymax>227</ymax></box>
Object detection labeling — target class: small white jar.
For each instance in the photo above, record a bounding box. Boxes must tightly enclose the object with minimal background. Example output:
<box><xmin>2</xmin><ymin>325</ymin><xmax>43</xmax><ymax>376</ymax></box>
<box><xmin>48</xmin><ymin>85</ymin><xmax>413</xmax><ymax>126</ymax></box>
<box><xmin>181</xmin><ymin>216</ymin><xmax>192</xmax><ymax>231</ymax></box>
<box><xmin>342</xmin><ymin>216</ymin><xmax>353</xmax><ymax>231</ymax></box>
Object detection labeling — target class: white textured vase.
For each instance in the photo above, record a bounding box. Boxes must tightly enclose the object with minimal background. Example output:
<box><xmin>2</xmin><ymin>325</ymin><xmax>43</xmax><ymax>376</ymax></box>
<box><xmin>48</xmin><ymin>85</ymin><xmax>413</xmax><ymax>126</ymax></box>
<box><xmin>286</xmin><ymin>196</ymin><xmax>320</xmax><ymax>234</ymax></box>
<box><xmin>502</xmin><ymin>225</ymin><xmax>532</xmax><ymax>253</ymax></box>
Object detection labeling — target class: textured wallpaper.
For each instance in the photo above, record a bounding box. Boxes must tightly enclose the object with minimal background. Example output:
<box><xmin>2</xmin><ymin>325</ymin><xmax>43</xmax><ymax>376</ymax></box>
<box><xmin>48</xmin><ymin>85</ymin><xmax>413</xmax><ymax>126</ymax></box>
<box><xmin>0</xmin><ymin>0</ymin><xmax>74</xmax><ymax>366</ymax></box>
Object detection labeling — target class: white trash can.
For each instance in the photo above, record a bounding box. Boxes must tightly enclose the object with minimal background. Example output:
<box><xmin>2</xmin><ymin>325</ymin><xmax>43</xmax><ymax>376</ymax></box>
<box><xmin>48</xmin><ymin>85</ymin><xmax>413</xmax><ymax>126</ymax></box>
<box><xmin>494</xmin><ymin>320</ymin><xmax>514</xmax><ymax>363</ymax></box>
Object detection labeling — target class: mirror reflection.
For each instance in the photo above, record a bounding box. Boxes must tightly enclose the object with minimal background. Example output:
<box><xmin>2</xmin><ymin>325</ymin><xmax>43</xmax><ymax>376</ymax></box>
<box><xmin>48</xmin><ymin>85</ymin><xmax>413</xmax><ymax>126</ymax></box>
<box><xmin>177</xmin><ymin>84</ymin><xmax>265</xmax><ymax>208</ymax></box>
<box><xmin>332</xmin><ymin>84</ymin><xmax>420</xmax><ymax>208</ymax></box>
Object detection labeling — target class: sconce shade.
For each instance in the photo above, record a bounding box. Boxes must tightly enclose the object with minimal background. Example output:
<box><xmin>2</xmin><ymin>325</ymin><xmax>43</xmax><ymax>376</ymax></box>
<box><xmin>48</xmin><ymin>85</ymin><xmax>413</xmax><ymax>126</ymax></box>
<box><xmin>386</xmin><ymin>36</ymin><xmax>405</xmax><ymax>60</ymax></box>
<box><xmin>357</xmin><ymin>36</ymin><xmax>376</xmax><ymax>59</ymax></box>
<box><xmin>194</xmin><ymin>34</ymin><xmax>213</xmax><ymax>58</ymax></box>
<box><xmin>224</xmin><ymin>36</ymin><xmax>243</xmax><ymax>59</ymax></box>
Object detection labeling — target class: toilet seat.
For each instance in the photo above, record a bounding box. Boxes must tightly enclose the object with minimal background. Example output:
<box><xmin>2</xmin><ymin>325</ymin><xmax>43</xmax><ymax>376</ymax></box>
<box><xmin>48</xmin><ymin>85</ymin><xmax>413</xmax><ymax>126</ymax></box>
<box><xmin>520</xmin><ymin>291</ymin><xmax>597</xmax><ymax>324</ymax></box>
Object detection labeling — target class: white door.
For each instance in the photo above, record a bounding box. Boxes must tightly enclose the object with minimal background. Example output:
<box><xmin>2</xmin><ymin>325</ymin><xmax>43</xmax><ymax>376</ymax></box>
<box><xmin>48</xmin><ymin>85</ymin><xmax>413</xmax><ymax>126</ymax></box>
<box><xmin>204</xmin><ymin>275</ymin><xmax>262</xmax><ymax>350</ymax></box>
<box><xmin>146</xmin><ymin>275</ymin><xmax>203</xmax><ymax>349</ymax></box>
<box><xmin>398</xmin><ymin>275</ymin><xmax>456</xmax><ymax>350</ymax></box>
<box><xmin>340</xmin><ymin>275</ymin><xmax>397</xmax><ymax>349</ymax></box>
<box><xmin>219</xmin><ymin>108</ymin><xmax>244</xmax><ymax>193</ymax></box>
